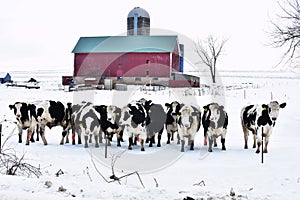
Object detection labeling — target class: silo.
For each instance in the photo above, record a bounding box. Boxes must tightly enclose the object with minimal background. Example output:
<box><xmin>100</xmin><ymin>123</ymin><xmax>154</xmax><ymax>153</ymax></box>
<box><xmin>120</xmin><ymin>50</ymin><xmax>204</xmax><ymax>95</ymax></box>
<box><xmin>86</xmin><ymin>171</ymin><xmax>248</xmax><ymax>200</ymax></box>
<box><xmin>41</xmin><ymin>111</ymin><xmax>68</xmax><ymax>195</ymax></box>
<box><xmin>127</xmin><ymin>7</ymin><xmax>150</xmax><ymax>36</ymax></box>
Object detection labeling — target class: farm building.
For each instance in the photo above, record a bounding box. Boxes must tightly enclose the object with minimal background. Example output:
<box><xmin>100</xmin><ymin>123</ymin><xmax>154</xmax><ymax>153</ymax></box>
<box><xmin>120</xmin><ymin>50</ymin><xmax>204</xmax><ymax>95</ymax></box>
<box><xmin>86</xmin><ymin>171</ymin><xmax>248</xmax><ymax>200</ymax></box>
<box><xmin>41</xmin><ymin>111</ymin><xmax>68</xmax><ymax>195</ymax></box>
<box><xmin>71</xmin><ymin>7</ymin><xmax>199</xmax><ymax>88</ymax></box>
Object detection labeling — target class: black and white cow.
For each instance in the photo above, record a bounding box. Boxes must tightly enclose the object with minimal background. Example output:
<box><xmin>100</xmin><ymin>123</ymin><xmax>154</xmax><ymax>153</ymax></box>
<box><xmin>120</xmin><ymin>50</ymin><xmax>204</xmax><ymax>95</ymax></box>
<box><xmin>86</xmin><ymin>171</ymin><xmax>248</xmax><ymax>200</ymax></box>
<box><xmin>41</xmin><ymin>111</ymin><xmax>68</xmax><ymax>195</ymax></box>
<box><xmin>94</xmin><ymin>105</ymin><xmax>123</xmax><ymax>147</ymax></box>
<box><xmin>241</xmin><ymin>101</ymin><xmax>286</xmax><ymax>153</ymax></box>
<box><xmin>9</xmin><ymin>102</ymin><xmax>38</xmax><ymax>145</ymax></box>
<box><xmin>139</xmin><ymin>98</ymin><xmax>166</xmax><ymax>147</ymax></box>
<box><xmin>119</xmin><ymin>101</ymin><xmax>148</xmax><ymax>151</ymax></box>
<box><xmin>70</xmin><ymin>102</ymin><xmax>101</xmax><ymax>148</ymax></box>
<box><xmin>165</xmin><ymin>101</ymin><xmax>182</xmax><ymax>144</ymax></box>
<box><xmin>202</xmin><ymin>103</ymin><xmax>228</xmax><ymax>152</ymax></box>
<box><xmin>35</xmin><ymin>100</ymin><xmax>72</xmax><ymax>145</ymax></box>
<box><xmin>177</xmin><ymin>105</ymin><xmax>201</xmax><ymax>152</ymax></box>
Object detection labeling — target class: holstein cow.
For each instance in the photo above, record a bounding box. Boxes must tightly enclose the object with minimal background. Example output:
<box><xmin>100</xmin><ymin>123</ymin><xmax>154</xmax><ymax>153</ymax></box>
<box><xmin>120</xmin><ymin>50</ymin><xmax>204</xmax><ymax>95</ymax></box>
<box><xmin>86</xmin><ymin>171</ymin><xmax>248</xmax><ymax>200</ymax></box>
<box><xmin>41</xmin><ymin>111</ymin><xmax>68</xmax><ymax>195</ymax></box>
<box><xmin>177</xmin><ymin>105</ymin><xmax>201</xmax><ymax>152</ymax></box>
<box><xmin>203</xmin><ymin>103</ymin><xmax>228</xmax><ymax>152</ymax></box>
<box><xmin>35</xmin><ymin>100</ymin><xmax>72</xmax><ymax>145</ymax></box>
<box><xmin>9</xmin><ymin>102</ymin><xmax>38</xmax><ymax>145</ymax></box>
<box><xmin>139</xmin><ymin>98</ymin><xmax>166</xmax><ymax>147</ymax></box>
<box><xmin>71</xmin><ymin>102</ymin><xmax>101</xmax><ymax>148</ymax></box>
<box><xmin>119</xmin><ymin>101</ymin><xmax>148</xmax><ymax>151</ymax></box>
<box><xmin>165</xmin><ymin>101</ymin><xmax>182</xmax><ymax>144</ymax></box>
<box><xmin>241</xmin><ymin>101</ymin><xmax>286</xmax><ymax>153</ymax></box>
<box><xmin>94</xmin><ymin>105</ymin><xmax>123</xmax><ymax>147</ymax></box>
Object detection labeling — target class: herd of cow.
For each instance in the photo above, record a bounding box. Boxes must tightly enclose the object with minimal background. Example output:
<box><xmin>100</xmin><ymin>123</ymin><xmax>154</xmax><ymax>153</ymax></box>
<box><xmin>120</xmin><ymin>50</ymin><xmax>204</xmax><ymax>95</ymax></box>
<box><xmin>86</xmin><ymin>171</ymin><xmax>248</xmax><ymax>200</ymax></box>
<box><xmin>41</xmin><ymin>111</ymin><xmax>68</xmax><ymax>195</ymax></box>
<box><xmin>8</xmin><ymin>99</ymin><xmax>286</xmax><ymax>153</ymax></box>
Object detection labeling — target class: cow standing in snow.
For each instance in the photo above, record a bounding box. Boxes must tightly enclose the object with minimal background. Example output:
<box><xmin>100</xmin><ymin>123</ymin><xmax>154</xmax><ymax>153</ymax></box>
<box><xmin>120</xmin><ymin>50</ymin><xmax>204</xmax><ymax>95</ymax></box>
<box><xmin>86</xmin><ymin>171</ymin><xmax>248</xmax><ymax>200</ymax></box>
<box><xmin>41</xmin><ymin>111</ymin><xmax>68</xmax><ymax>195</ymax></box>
<box><xmin>139</xmin><ymin>98</ymin><xmax>166</xmax><ymax>147</ymax></box>
<box><xmin>35</xmin><ymin>100</ymin><xmax>72</xmax><ymax>145</ymax></box>
<box><xmin>165</xmin><ymin>101</ymin><xmax>182</xmax><ymax>144</ymax></box>
<box><xmin>177</xmin><ymin>105</ymin><xmax>201</xmax><ymax>152</ymax></box>
<box><xmin>202</xmin><ymin>103</ymin><xmax>228</xmax><ymax>152</ymax></box>
<box><xmin>119</xmin><ymin>101</ymin><xmax>148</xmax><ymax>151</ymax></box>
<box><xmin>9</xmin><ymin>102</ymin><xmax>38</xmax><ymax>145</ymax></box>
<box><xmin>241</xmin><ymin>101</ymin><xmax>286</xmax><ymax>153</ymax></box>
<box><xmin>70</xmin><ymin>102</ymin><xmax>101</xmax><ymax>148</ymax></box>
<box><xmin>94</xmin><ymin>105</ymin><xmax>123</xmax><ymax>147</ymax></box>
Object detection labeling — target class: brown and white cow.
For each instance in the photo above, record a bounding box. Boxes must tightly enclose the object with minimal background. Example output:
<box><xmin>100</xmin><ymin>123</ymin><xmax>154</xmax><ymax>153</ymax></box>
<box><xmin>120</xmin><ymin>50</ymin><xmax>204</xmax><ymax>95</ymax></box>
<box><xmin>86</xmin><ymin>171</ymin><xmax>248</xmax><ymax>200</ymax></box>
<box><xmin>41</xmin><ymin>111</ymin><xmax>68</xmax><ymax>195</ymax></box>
<box><xmin>241</xmin><ymin>101</ymin><xmax>286</xmax><ymax>153</ymax></box>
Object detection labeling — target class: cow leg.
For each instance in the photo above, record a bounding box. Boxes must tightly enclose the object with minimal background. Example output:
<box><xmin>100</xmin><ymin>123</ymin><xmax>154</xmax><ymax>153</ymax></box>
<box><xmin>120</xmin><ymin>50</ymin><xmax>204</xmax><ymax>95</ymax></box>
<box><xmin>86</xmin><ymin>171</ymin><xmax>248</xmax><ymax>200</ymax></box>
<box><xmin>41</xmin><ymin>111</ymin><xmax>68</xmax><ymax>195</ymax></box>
<box><xmin>148</xmin><ymin>136</ymin><xmax>154</xmax><ymax>147</ymax></box>
<box><xmin>190</xmin><ymin>140</ymin><xmax>194</xmax><ymax>151</ymax></box>
<box><xmin>140</xmin><ymin>139</ymin><xmax>145</xmax><ymax>151</ymax></box>
<box><xmin>203</xmin><ymin>129</ymin><xmax>207</xmax><ymax>146</ymax></box>
<box><xmin>116</xmin><ymin>134</ymin><xmax>121</xmax><ymax>147</ymax></box>
<box><xmin>157</xmin><ymin>129</ymin><xmax>163</xmax><ymax>147</ymax></box>
<box><xmin>263</xmin><ymin>137</ymin><xmax>269</xmax><ymax>153</ymax></box>
<box><xmin>60</xmin><ymin>130</ymin><xmax>68</xmax><ymax>145</ymax></box>
<box><xmin>208</xmin><ymin>137</ymin><xmax>213</xmax><ymax>152</ymax></box>
<box><xmin>177</xmin><ymin>133</ymin><xmax>180</xmax><ymax>144</ymax></box>
<box><xmin>119</xmin><ymin>130</ymin><xmax>124</xmax><ymax>142</ymax></box>
<box><xmin>213</xmin><ymin>138</ymin><xmax>217</xmax><ymax>147</ymax></box>
<box><xmin>252</xmin><ymin>131</ymin><xmax>257</xmax><ymax>148</ymax></box>
<box><xmin>30</xmin><ymin>131</ymin><xmax>35</xmax><ymax>143</ymax></box>
<box><xmin>128</xmin><ymin>137</ymin><xmax>133</xmax><ymax>150</ymax></box>
<box><xmin>167</xmin><ymin>131</ymin><xmax>171</xmax><ymax>144</ymax></box>
<box><xmin>84</xmin><ymin>135</ymin><xmax>89</xmax><ymax>148</ymax></box>
<box><xmin>171</xmin><ymin>131</ymin><xmax>174</xmax><ymax>141</ymax></box>
<box><xmin>25</xmin><ymin>127</ymin><xmax>34</xmax><ymax>145</ymax></box>
<box><xmin>35</xmin><ymin>124</ymin><xmax>40</xmax><ymax>141</ymax></box>
<box><xmin>134</xmin><ymin>136</ymin><xmax>138</xmax><ymax>145</ymax></box>
<box><xmin>180</xmin><ymin>139</ymin><xmax>185</xmax><ymax>152</ymax></box>
<box><xmin>38</xmin><ymin>125</ymin><xmax>47</xmax><ymax>145</ymax></box>
<box><xmin>242</xmin><ymin>126</ymin><xmax>249</xmax><ymax>149</ymax></box>
<box><xmin>77</xmin><ymin>129</ymin><xmax>82</xmax><ymax>145</ymax></box>
<box><xmin>256</xmin><ymin>140</ymin><xmax>261</xmax><ymax>154</ymax></box>
<box><xmin>94</xmin><ymin>134</ymin><xmax>99</xmax><ymax>148</ymax></box>
<box><xmin>89</xmin><ymin>134</ymin><xmax>92</xmax><ymax>143</ymax></box>
<box><xmin>221</xmin><ymin>138</ymin><xmax>226</xmax><ymax>151</ymax></box>
<box><xmin>17</xmin><ymin>126</ymin><xmax>22</xmax><ymax>143</ymax></box>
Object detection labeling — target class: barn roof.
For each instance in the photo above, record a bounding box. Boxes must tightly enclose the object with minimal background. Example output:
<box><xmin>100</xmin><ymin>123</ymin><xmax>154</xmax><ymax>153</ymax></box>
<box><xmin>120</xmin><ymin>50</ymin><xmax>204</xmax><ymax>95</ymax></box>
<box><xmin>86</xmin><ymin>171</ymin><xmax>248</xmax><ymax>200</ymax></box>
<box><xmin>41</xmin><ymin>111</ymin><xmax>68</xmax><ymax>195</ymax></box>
<box><xmin>72</xmin><ymin>35</ymin><xmax>178</xmax><ymax>53</ymax></box>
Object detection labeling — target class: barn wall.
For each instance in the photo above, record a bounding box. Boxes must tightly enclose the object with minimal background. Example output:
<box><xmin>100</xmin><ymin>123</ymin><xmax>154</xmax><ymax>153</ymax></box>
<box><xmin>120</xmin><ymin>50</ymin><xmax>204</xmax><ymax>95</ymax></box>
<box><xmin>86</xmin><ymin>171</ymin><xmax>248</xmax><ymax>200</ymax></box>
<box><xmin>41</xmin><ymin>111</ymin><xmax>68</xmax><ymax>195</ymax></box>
<box><xmin>172</xmin><ymin>41</ymin><xmax>180</xmax><ymax>72</ymax></box>
<box><xmin>74</xmin><ymin>52</ymin><xmax>172</xmax><ymax>78</ymax></box>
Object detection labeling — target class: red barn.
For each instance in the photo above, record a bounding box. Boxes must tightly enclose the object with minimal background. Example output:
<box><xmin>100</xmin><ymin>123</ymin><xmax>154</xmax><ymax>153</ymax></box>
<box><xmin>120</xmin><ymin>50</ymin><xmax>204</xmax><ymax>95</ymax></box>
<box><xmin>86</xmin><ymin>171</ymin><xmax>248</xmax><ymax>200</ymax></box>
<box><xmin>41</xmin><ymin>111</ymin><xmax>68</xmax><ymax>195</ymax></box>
<box><xmin>72</xmin><ymin>35</ymin><xmax>199</xmax><ymax>87</ymax></box>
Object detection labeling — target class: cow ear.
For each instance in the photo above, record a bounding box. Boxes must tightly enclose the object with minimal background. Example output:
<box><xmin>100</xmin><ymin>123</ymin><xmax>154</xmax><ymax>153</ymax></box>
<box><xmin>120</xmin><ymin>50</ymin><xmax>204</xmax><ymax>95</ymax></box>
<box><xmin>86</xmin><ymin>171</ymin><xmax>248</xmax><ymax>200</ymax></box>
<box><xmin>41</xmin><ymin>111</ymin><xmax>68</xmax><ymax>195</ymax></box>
<box><xmin>219</xmin><ymin>105</ymin><xmax>224</xmax><ymax>110</ymax></box>
<box><xmin>165</xmin><ymin>103</ymin><xmax>170</xmax><ymax>108</ymax></box>
<box><xmin>203</xmin><ymin>106</ymin><xmax>208</xmax><ymax>111</ymax></box>
<box><xmin>262</xmin><ymin>104</ymin><xmax>268</xmax><ymax>110</ymax></box>
<box><xmin>9</xmin><ymin>105</ymin><xmax>14</xmax><ymax>110</ymax></box>
<box><xmin>280</xmin><ymin>102</ymin><xmax>286</xmax><ymax>108</ymax></box>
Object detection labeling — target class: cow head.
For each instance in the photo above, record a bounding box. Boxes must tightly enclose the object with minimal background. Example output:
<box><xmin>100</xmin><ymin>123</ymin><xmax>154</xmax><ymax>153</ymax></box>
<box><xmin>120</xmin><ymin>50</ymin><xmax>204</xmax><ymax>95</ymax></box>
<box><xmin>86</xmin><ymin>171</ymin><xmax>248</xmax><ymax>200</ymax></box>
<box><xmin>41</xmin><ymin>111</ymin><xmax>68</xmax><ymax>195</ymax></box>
<box><xmin>208</xmin><ymin>103</ymin><xmax>222</xmax><ymax>122</ymax></box>
<box><xmin>268</xmin><ymin>101</ymin><xmax>286</xmax><ymax>121</ymax></box>
<box><xmin>107</xmin><ymin>105</ymin><xmax>118</xmax><ymax>124</ymax></box>
<box><xmin>119</xmin><ymin>106</ymin><xmax>132</xmax><ymax>126</ymax></box>
<box><xmin>9</xmin><ymin>102</ymin><xmax>24</xmax><ymax>118</ymax></box>
<box><xmin>165</xmin><ymin>101</ymin><xmax>181</xmax><ymax>117</ymax></box>
<box><xmin>179</xmin><ymin>105</ymin><xmax>195</xmax><ymax>129</ymax></box>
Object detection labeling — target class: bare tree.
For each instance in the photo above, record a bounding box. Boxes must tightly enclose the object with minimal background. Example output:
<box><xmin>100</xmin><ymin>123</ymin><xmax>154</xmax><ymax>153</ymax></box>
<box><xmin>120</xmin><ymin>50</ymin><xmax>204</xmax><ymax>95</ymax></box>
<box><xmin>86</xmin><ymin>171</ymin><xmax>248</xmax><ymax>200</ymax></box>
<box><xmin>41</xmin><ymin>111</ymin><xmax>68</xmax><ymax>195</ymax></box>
<box><xmin>269</xmin><ymin>0</ymin><xmax>300</xmax><ymax>68</ymax></box>
<box><xmin>195</xmin><ymin>35</ymin><xmax>228</xmax><ymax>83</ymax></box>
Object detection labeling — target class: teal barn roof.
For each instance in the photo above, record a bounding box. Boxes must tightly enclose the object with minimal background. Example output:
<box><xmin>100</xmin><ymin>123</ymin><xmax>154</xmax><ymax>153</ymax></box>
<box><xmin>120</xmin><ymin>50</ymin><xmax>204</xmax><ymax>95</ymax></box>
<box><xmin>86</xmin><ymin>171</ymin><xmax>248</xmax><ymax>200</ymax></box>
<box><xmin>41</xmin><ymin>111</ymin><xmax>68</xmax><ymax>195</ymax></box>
<box><xmin>72</xmin><ymin>35</ymin><xmax>178</xmax><ymax>53</ymax></box>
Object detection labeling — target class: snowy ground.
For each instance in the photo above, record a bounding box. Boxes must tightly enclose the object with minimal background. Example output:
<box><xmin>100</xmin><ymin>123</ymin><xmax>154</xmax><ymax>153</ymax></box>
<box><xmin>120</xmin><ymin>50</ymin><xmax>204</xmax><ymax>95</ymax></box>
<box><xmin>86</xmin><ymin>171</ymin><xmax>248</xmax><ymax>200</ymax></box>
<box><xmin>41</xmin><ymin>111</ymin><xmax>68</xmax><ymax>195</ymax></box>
<box><xmin>0</xmin><ymin>70</ymin><xmax>299</xmax><ymax>199</ymax></box>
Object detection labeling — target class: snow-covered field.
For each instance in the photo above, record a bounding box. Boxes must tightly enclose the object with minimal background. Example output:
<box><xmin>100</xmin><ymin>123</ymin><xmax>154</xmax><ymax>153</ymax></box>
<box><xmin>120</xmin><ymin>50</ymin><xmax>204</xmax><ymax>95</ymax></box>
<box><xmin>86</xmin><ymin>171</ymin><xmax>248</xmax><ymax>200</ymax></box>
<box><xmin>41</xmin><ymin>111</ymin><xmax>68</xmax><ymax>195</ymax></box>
<box><xmin>0</xmin><ymin>70</ymin><xmax>299</xmax><ymax>200</ymax></box>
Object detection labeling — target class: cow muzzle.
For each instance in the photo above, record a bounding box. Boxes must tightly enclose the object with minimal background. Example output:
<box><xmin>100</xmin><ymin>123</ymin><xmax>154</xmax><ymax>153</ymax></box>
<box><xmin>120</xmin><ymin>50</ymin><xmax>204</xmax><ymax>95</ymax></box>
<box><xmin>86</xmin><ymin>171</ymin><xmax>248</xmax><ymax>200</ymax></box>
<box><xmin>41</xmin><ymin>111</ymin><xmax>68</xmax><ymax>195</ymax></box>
<box><xmin>272</xmin><ymin>117</ymin><xmax>277</xmax><ymax>121</ymax></box>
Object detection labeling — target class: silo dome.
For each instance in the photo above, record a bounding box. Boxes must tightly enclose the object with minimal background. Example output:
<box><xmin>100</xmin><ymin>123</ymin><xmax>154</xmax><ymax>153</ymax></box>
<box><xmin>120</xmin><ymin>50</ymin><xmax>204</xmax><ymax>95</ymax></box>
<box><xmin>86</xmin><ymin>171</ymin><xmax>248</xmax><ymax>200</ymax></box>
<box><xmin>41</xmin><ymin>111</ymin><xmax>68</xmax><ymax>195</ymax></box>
<box><xmin>127</xmin><ymin>7</ymin><xmax>150</xmax><ymax>18</ymax></box>
<box><xmin>127</xmin><ymin>7</ymin><xmax>150</xmax><ymax>36</ymax></box>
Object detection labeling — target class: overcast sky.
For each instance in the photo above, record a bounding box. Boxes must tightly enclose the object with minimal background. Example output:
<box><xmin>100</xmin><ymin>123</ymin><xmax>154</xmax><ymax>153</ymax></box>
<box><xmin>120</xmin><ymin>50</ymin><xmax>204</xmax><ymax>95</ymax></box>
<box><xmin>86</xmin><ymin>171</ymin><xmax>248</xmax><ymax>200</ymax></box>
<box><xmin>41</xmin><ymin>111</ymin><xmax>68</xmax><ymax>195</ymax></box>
<box><xmin>0</xmin><ymin>0</ymin><xmax>285</xmax><ymax>72</ymax></box>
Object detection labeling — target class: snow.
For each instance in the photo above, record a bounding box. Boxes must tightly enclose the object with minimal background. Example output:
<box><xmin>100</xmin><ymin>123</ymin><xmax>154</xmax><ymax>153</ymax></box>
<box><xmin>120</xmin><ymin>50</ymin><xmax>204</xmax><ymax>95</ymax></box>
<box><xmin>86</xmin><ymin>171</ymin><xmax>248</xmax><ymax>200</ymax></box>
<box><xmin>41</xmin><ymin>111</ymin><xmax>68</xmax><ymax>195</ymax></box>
<box><xmin>0</xmin><ymin>70</ymin><xmax>300</xmax><ymax>199</ymax></box>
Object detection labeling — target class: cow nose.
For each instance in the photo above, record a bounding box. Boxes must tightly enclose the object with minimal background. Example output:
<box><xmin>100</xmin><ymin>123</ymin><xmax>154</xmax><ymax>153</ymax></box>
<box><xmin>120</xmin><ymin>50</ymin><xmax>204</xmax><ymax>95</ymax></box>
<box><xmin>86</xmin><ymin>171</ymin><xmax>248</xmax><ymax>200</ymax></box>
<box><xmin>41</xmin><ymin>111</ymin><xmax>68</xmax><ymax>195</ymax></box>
<box><xmin>16</xmin><ymin>114</ymin><xmax>21</xmax><ymax>118</ymax></box>
<box><xmin>184</xmin><ymin>124</ymin><xmax>190</xmax><ymax>128</ymax></box>
<box><xmin>108</xmin><ymin>118</ymin><xmax>112</xmax><ymax>121</ymax></box>
<box><xmin>272</xmin><ymin>117</ymin><xmax>277</xmax><ymax>121</ymax></box>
